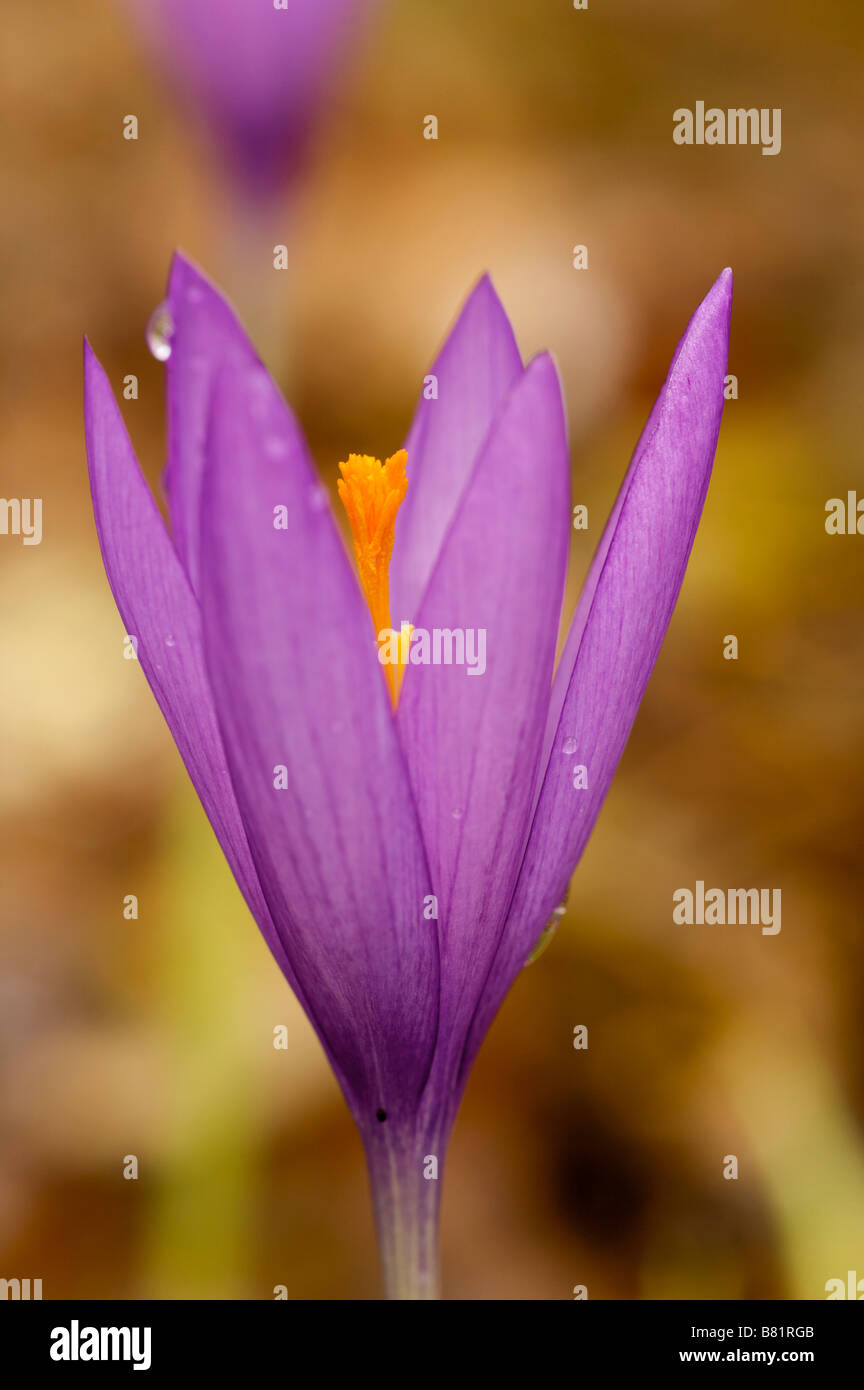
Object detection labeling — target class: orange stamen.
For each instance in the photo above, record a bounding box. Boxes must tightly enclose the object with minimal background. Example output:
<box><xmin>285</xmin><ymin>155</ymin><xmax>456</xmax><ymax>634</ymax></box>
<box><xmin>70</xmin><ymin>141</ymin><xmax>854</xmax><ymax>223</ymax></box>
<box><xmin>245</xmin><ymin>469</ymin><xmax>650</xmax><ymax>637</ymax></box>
<box><xmin>337</xmin><ymin>450</ymin><xmax>410</xmax><ymax>706</ymax></box>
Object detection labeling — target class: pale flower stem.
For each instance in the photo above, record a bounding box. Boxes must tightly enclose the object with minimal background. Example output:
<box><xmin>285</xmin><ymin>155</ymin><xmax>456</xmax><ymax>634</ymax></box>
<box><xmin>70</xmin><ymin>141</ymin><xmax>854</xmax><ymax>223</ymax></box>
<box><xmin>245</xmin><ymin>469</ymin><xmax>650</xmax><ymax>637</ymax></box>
<box><xmin>219</xmin><ymin>190</ymin><xmax>296</xmax><ymax>382</ymax></box>
<box><xmin>365</xmin><ymin>1128</ymin><xmax>442</xmax><ymax>1300</ymax></box>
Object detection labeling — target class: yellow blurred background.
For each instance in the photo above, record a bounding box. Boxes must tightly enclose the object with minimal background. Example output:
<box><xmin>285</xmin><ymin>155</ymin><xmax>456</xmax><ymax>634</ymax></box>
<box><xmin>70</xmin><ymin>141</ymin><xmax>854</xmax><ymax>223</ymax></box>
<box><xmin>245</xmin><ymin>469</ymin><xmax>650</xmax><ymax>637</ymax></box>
<box><xmin>1</xmin><ymin>0</ymin><xmax>863</xmax><ymax>1299</ymax></box>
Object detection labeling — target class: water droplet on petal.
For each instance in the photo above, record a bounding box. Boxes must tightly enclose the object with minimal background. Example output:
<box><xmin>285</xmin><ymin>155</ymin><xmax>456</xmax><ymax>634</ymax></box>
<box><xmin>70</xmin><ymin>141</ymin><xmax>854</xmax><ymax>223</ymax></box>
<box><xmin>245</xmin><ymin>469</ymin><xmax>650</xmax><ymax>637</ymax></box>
<box><xmin>164</xmin><ymin>634</ymin><xmax>175</xmax><ymax>647</ymax></box>
<box><xmin>248</xmin><ymin>372</ymin><xmax>274</xmax><ymax>423</ymax></box>
<box><xmin>146</xmin><ymin>302</ymin><xmax>174</xmax><ymax>362</ymax></box>
<box><xmin>523</xmin><ymin>891</ymin><xmax>569</xmax><ymax>967</ymax></box>
<box><xmin>264</xmin><ymin>435</ymin><xmax>288</xmax><ymax>459</ymax></box>
<box><xmin>450</xmin><ymin>808</ymin><xmax>463</xmax><ymax>821</ymax></box>
<box><xmin>562</xmin><ymin>737</ymin><xmax>578</xmax><ymax>755</ymax></box>
<box><xmin>307</xmin><ymin>484</ymin><xmax>328</xmax><ymax>513</ymax></box>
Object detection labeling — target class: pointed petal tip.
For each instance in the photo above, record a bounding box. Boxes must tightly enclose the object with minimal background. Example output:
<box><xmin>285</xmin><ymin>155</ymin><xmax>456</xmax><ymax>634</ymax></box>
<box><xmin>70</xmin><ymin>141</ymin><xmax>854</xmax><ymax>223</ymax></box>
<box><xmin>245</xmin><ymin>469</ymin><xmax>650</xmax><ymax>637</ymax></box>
<box><xmin>525</xmin><ymin>348</ymin><xmax>558</xmax><ymax>379</ymax></box>
<box><xmin>468</xmin><ymin>270</ymin><xmax>501</xmax><ymax>309</ymax></box>
<box><xmin>82</xmin><ymin>337</ymin><xmax>108</xmax><ymax>393</ymax></box>
<box><xmin>168</xmin><ymin>251</ymin><xmax>214</xmax><ymax>307</ymax></box>
<box><xmin>168</xmin><ymin>248</ymin><xmax>204</xmax><ymax>289</ymax></box>
<box><xmin>703</xmin><ymin>266</ymin><xmax>734</xmax><ymax>319</ymax></box>
<box><xmin>522</xmin><ymin>349</ymin><xmax>566</xmax><ymax>406</ymax></box>
<box><xmin>167</xmin><ymin>250</ymin><xmax>243</xmax><ymax>322</ymax></box>
<box><xmin>449</xmin><ymin>272</ymin><xmax>521</xmax><ymax>369</ymax></box>
<box><xmin>671</xmin><ymin>268</ymin><xmax>733</xmax><ymax>376</ymax></box>
<box><xmin>464</xmin><ymin>270</ymin><xmax>515</xmax><ymax>327</ymax></box>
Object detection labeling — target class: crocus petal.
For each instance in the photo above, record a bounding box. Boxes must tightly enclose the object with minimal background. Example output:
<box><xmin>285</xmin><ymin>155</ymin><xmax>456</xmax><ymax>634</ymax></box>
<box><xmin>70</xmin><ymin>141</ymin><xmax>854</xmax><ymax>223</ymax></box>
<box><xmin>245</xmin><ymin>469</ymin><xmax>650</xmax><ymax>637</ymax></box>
<box><xmin>128</xmin><ymin>0</ymin><xmax>369</xmax><ymax>197</ymax></box>
<box><xmin>163</xmin><ymin>253</ymin><xmax>259</xmax><ymax>594</ymax></box>
<box><xmin>198</xmin><ymin>357</ymin><xmax>440</xmax><ymax>1117</ymax></box>
<box><xmin>397</xmin><ymin>354</ymin><xmax>569</xmax><ymax>1066</ymax></box>
<box><xmin>389</xmin><ymin>275</ymin><xmax>523</xmax><ymax>625</ymax></box>
<box><xmin>83</xmin><ymin>342</ymin><xmax>321</xmax><ymax>1028</ymax></box>
<box><xmin>462</xmin><ymin>269</ymin><xmax>733</xmax><ymax>1074</ymax></box>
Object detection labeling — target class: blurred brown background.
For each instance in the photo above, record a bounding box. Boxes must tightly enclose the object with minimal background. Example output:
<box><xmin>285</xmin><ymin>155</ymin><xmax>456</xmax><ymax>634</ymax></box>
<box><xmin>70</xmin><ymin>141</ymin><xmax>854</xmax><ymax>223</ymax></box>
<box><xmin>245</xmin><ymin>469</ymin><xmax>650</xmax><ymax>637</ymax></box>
<box><xmin>1</xmin><ymin>0</ymin><xmax>863</xmax><ymax>1299</ymax></box>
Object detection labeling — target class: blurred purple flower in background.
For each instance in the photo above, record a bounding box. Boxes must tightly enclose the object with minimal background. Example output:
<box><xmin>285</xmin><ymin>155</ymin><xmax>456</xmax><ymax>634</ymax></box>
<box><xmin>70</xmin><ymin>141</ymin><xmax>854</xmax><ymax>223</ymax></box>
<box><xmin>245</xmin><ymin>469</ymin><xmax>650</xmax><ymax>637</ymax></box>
<box><xmin>127</xmin><ymin>0</ymin><xmax>372</xmax><ymax>200</ymax></box>
<box><xmin>83</xmin><ymin>256</ymin><xmax>731</xmax><ymax>1297</ymax></box>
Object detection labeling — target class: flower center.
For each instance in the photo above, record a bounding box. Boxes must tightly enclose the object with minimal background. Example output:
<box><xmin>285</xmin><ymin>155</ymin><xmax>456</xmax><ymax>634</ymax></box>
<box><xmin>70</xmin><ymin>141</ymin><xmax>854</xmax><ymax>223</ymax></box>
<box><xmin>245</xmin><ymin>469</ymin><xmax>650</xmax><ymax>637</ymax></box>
<box><xmin>337</xmin><ymin>450</ymin><xmax>410</xmax><ymax>706</ymax></box>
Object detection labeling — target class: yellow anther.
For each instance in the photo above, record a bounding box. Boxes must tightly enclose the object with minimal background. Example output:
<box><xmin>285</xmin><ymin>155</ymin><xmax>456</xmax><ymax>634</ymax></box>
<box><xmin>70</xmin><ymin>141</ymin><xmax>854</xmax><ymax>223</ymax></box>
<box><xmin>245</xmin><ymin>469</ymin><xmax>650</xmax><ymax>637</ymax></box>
<box><xmin>337</xmin><ymin>450</ymin><xmax>409</xmax><ymax>706</ymax></box>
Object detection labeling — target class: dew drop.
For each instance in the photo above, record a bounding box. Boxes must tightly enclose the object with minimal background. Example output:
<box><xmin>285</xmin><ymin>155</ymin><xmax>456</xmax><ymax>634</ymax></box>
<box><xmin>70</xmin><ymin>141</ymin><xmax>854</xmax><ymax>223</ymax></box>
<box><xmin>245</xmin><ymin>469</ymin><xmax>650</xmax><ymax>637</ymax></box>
<box><xmin>249</xmin><ymin>369</ymin><xmax>271</xmax><ymax>404</ymax></box>
<box><xmin>523</xmin><ymin>891</ymin><xmax>569</xmax><ymax>967</ymax></box>
<box><xmin>146</xmin><ymin>301</ymin><xmax>174</xmax><ymax>362</ymax></box>
<box><xmin>562</xmin><ymin>737</ymin><xmax>578</xmax><ymax>755</ymax></box>
<box><xmin>450</xmin><ymin>808</ymin><xmax>463</xmax><ymax>821</ymax></box>
<box><xmin>164</xmin><ymin>634</ymin><xmax>176</xmax><ymax>648</ymax></box>
<box><xmin>264</xmin><ymin>435</ymin><xmax>287</xmax><ymax>459</ymax></box>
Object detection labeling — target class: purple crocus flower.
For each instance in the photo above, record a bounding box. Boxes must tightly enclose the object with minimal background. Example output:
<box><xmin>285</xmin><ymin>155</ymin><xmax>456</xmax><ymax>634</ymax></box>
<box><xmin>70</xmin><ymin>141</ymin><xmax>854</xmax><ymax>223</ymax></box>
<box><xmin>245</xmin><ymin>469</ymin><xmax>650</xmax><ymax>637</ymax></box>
<box><xmin>127</xmin><ymin>0</ymin><xmax>370</xmax><ymax>198</ymax></box>
<box><xmin>83</xmin><ymin>256</ymin><xmax>731</xmax><ymax>1298</ymax></box>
